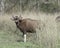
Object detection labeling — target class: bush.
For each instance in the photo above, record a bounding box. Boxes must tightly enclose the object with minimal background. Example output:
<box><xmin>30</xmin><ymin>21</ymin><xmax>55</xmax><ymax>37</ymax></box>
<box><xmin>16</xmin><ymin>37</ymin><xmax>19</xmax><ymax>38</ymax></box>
<box><xmin>40</xmin><ymin>3</ymin><xmax>59</xmax><ymax>13</ymax></box>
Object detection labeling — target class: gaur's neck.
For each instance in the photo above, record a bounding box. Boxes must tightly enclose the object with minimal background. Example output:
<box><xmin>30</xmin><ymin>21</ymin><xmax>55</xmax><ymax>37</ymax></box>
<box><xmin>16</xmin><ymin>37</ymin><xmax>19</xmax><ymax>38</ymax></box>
<box><xmin>19</xmin><ymin>20</ymin><xmax>22</xmax><ymax>22</ymax></box>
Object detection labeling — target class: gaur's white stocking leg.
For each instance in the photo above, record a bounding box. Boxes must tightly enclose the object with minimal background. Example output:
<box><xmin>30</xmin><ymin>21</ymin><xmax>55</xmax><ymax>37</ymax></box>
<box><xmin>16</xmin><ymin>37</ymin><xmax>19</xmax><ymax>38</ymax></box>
<box><xmin>24</xmin><ymin>34</ymin><xmax>26</xmax><ymax>42</ymax></box>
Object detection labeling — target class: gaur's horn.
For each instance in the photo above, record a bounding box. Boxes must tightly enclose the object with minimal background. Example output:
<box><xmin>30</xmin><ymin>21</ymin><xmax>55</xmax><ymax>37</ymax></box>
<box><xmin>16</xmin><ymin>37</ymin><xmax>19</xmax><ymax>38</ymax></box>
<box><xmin>12</xmin><ymin>15</ymin><xmax>15</xmax><ymax>18</ymax></box>
<box><xmin>19</xmin><ymin>15</ymin><xmax>23</xmax><ymax>19</ymax></box>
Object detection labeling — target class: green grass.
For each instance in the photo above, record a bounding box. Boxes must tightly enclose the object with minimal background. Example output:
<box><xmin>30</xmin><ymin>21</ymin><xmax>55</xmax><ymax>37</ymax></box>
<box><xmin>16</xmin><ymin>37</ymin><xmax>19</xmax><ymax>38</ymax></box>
<box><xmin>0</xmin><ymin>42</ymin><xmax>38</xmax><ymax>48</ymax></box>
<box><xmin>0</xmin><ymin>31</ymin><xmax>40</xmax><ymax>48</ymax></box>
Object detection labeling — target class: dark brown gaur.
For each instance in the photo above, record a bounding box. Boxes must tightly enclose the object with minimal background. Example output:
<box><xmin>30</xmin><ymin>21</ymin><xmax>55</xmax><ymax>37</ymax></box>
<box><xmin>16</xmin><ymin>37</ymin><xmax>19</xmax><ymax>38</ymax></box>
<box><xmin>11</xmin><ymin>15</ymin><xmax>45</xmax><ymax>42</ymax></box>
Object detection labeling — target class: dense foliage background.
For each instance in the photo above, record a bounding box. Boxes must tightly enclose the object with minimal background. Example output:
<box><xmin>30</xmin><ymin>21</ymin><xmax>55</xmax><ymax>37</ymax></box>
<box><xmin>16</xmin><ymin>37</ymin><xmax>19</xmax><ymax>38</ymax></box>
<box><xmin>0</xmin><ymin>0</ymin><xmax>60</xmax><ymax>14</ymax></box>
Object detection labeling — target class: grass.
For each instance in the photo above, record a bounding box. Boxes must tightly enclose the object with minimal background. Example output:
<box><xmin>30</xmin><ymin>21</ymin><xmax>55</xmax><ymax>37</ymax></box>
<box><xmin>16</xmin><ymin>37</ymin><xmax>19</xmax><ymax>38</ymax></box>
<box><xmin>0</xmin><ymin>12</ymin><xmax>59</xmax><ymax>48</ymax></box>
<box><xmin>0</xmin><ymin>31</ymin><xmax>40</xmax><ymax>48</ymax></box>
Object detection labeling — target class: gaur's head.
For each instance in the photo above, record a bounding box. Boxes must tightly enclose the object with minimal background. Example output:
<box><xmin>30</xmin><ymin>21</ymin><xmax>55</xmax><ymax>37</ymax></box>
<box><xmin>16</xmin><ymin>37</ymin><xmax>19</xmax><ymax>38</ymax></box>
<box><xmin>11</xmin><ymin>15</ymin><xmax>23</xmax><ymax>22</ymax></box>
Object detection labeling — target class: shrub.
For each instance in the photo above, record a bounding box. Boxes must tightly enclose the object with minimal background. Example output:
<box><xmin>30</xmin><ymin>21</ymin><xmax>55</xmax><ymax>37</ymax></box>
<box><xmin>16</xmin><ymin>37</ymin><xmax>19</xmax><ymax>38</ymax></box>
<box><xmin>40</xmin><ymin>3</ymin><xmax>59</xmax><ymax>13</ymax></box>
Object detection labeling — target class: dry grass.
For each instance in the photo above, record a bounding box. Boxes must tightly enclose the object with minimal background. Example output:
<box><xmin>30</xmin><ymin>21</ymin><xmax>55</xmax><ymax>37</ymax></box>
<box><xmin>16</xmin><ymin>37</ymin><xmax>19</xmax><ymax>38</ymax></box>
<box><xmin>0</xmin><ymin>12</ymin><xmax>59</xmax><ymax>48</ymax></box>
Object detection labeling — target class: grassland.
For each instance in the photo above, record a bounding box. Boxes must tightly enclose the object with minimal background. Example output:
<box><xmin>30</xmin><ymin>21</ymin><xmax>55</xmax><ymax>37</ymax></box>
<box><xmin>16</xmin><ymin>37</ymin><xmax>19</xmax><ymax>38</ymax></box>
<box><xmin>0</xmin><ymin>12</ymin><xmax>60</xmax><ymax>48</ymax></box>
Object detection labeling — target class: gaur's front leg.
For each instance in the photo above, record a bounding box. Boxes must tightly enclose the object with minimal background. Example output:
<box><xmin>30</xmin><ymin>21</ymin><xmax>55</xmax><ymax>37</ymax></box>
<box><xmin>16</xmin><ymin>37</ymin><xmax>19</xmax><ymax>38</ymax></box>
<box><xmin>23</xmin><ymin>31</ymin><xmax>26</xmax><ymax>42</ymax></box>
<box><xmin>24</xmin><ymin>33</ymin><xmax>26</xmax><ymax>42</ymax></box>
